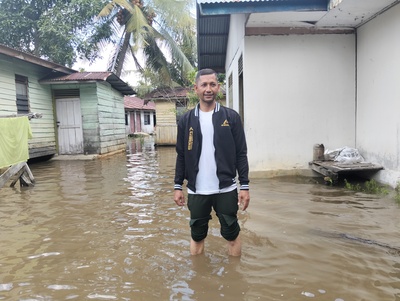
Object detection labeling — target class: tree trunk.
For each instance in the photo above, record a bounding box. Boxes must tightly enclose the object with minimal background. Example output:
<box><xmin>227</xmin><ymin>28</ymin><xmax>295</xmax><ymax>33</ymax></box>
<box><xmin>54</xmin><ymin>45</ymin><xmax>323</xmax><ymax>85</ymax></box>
<box><xmin>115</xmin><ymin>31</ymin><xmax>131</xmax><ymax>77</ymax></box>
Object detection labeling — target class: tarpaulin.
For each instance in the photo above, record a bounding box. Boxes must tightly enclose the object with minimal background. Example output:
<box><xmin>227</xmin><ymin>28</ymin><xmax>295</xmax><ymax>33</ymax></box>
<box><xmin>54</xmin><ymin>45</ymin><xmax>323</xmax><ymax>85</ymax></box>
<box><xmin>0</xmin><ymin>116</ymin><xmax>32</xmax><ymax>169</ymax></box>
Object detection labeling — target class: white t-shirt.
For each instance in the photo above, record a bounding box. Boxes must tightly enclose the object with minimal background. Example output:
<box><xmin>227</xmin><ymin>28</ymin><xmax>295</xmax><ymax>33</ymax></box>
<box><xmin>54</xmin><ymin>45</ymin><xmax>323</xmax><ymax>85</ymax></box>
<box><xmin>188</xmin><ymin>109</ymin><xmax>237</xmax><ymax>195</ymax></box>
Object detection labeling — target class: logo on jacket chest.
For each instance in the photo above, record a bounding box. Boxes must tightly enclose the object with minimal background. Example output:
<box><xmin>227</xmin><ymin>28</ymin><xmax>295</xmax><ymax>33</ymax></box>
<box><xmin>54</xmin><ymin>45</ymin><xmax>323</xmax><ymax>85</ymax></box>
<box><xmin>221</xmin><ymin>119</ymin><xmax>230</xmax><ymax>127</ymax></box>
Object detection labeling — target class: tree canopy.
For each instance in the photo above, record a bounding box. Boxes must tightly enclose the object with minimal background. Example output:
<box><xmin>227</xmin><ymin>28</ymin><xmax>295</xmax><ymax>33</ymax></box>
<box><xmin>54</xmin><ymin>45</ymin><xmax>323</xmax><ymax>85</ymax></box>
<box><xmin>98</xmin><ymin>0</ymin><xmax>197</xmax><ymax>89</ymax></box>
<box><xmin>0</xmin><ymin>0</ymin><xmax>112</xmax><ymax>67</ymax></box>
<box><xmin>0</xmin><ymin>0</ymin><xmax>198</xmax><ymax>91</ymax></box>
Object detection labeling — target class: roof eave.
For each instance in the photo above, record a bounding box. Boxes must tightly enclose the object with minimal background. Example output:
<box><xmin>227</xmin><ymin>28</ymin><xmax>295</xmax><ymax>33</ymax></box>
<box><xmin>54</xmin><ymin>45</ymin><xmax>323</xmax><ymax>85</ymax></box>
<box><xmin>197</xmin><ymin>4</ymin><xmax>229</xmax><ymax>73</ymax></box>
<box><xmin>198</xmin><ymin>0</ymin><xmax>328</xmax><ymax>15</ymax></box>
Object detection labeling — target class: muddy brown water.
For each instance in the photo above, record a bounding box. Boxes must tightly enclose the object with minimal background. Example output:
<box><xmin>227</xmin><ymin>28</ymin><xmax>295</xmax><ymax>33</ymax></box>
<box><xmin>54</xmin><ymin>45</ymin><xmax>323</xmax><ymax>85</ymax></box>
<box><xmin>1</xmin><ymin>137</ymin><xmax>399</xmax><ymax>301</ymax></box>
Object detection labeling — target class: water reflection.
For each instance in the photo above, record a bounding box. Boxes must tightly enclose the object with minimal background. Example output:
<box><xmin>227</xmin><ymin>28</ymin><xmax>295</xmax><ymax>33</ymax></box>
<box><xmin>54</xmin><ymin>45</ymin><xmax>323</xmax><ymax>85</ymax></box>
<box><xmin>0</xmin><ymin>136</ymin><xmax>399</xmax><ymax>300</ymax></box>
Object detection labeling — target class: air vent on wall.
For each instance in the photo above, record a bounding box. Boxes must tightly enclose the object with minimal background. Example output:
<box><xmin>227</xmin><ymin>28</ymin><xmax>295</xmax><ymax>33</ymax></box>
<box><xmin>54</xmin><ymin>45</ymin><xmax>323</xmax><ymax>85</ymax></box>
<box><xmin>53</xmin><ymin>89</ymin><xmax>80</xmax><ymax>98</ymax></box>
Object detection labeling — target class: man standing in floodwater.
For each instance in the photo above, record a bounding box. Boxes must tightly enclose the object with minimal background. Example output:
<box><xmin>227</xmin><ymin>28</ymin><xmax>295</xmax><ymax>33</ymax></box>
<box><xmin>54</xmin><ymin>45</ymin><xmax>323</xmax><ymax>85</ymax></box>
<box><xmin>173</xmin><ymin>68</ymin><xmax>250</xmax><ymax>256</ymax></box>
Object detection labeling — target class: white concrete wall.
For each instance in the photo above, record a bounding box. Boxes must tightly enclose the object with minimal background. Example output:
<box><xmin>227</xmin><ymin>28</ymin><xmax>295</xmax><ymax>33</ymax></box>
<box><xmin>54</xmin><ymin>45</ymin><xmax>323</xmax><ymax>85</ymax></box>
<box><xmin>225</xmin><ymin>13</ymin><xmax>247</xmax><ymax>111</ymax></box>
<box><xmin>356</xmin><ymin>4</ymin><xmax>400</xmax><ymax>187</ymax></box>
<box><xmin>243</xmin><ymin>34</ymin><xmax>356</xmax><ymax>173</ymax></box>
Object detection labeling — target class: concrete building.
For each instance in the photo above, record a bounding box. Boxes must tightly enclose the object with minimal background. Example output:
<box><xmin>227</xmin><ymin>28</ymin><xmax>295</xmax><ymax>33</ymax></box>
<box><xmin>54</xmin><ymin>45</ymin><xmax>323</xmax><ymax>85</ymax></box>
<box><xmin>197</xmin><ymin>0</ymin><xmax>400</xmax><ymax>187</ymax></box>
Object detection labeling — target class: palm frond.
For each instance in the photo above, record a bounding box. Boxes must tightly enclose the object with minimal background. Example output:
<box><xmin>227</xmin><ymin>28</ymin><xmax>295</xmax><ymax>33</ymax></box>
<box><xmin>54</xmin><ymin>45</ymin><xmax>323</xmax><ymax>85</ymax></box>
<box><xmin>112</xmin><ymin>0</ymin><xmax>132</xmax><ymax>11</ymax></box>
<box><xmin>142</xmin><ymin>36</ymin><xmax>173</xmax><ymax>86</ymax></box>
<box><xmin>129</xmin><ymin>46</ymin><xmax>145</xmax><ymax>73</ymax></box>
<box><xmin>154</xmin><ymin>25</ymin><xmax>194</xmax><ymax>75</ymax></box>
<box><xmin>125</xmin><ymin>5</ymin><xmax>155</xmax><ymax>51</ymax></box>
<box><xmin>98</xmin><ymin>2</ymin><xmax>116</xmax><ymax>17</ymax></box>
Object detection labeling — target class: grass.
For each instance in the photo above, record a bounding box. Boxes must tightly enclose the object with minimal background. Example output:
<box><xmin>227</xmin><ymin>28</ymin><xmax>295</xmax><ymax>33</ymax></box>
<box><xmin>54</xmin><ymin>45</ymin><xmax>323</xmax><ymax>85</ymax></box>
<box><xmin>344</xmin><ymin>179</ymin><xmax>389</xmax><ymax>196</ymax></box>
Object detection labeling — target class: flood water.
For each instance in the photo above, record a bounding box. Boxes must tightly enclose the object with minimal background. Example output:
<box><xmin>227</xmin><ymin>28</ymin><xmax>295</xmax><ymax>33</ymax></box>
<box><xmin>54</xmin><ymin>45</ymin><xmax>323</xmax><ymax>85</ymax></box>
<box><xmin>1</xmin><ymin>137</ymin><xmax>400</xmax><ymax>301</ymax></box>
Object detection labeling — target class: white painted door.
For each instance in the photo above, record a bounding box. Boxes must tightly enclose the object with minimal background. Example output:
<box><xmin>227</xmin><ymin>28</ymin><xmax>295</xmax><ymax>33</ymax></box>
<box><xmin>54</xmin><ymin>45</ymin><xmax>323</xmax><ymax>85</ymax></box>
<box><xmin>56</xmin><ymin>98</ymin><xmax>84</xmax><ymax>154</ymax></box>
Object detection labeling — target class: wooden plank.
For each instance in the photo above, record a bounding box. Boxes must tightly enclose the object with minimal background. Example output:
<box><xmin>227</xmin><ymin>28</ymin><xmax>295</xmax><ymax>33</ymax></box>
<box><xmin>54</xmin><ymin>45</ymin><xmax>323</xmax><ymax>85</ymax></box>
<box><xmin>312</xmin><ymin>160</ymin><xmax>383</xmax><ymax>173</ymax></box>
<box><xmin>0</xmin><ymin>162</ymin><xmax>26</xmax><ymax>189</ymax></box>
<box><xmin>20</xmin><ymin>171</ymin><xmax>34</xmax><ymax>187</ymax></box>
<box><xmin>10</xmin><ymin>163</ymin><xmax>34</xmax><ymax>187</ymax></box>
<box><xmin>1</xmin><ymin>162</ymin><xmax>35</xmax><ymax>188</ymax></box>
<box><xmin>310</xmin><ymin>160</ymin><xmax>383</xmax><ymax>182</ymax></box>
<box><xmin>10</xmin><ymin>165</ymin><xmax>27</xmax><ymax>187</ymax></box>
<box><xmin>24</xmin><ymin>164</ymin><xmax>35</xmax><ymax>184</ymax></box>
<box><xmin>309</xmin><ymin>162</ymin><xmax>339</xmax><ymax>181</ymax></box>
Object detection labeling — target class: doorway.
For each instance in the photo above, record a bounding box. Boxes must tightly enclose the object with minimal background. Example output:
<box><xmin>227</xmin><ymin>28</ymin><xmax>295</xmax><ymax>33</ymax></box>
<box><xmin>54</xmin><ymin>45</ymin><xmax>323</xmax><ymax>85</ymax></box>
<box><xmin>55</xmin><ymin>97</ymin><xmax>84</xmax><ymax>154</ymax></box>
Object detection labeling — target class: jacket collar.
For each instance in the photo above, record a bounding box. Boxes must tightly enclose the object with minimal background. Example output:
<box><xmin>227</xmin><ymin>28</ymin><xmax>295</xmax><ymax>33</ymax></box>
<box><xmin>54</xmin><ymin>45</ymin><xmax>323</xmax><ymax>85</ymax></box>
<box><xmin>194</xmin><ymin>102</ymin><xmax>220</xmax><ymax>117</ymax></box>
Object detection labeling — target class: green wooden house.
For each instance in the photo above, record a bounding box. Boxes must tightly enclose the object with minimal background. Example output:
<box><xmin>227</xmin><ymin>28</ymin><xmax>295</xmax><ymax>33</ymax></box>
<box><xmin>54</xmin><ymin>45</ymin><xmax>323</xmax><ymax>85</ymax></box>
<box><xmin>0</xmin><ymin>44</ymin><xmax>135</xmax><ymax>159</ymax></box>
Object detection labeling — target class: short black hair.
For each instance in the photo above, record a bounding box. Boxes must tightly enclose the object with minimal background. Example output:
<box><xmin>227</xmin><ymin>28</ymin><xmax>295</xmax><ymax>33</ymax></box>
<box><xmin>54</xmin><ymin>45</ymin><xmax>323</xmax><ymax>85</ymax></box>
<box><xmin>195</xmin><ymin>68</ymin><xmax>218</xmax><ymax>83</ymax></box>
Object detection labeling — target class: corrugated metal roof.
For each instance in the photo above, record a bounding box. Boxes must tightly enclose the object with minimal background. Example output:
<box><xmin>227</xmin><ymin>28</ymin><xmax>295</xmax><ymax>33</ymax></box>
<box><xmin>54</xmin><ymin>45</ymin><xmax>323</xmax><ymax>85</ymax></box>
<box><xmin>143</xmin><ymin>87</ymin><xmax>192</xmax><ymax>100</ymax></box>
<box><xmin>124</xmin><ymin>96</ymin><xmax>155</xmax><ymax>110</ymax></box>
<box><xmin>198</xmin><ymin>0</ymin><xmax>328</xmax><ymax>15</ymax></box>
<box><xmin>198</xmin><ymin>0</ymin><xmax>287</xmax><ymax>3</ymax></box>
<box><xmin>40</xmin><ymin>71</ymin><xmax>135</xmax><ymax>95</ymax></box>
<box><xmin>197</xmin><ymin>13</ymin><xmax>229</xmax><ymax>73</ymax></box>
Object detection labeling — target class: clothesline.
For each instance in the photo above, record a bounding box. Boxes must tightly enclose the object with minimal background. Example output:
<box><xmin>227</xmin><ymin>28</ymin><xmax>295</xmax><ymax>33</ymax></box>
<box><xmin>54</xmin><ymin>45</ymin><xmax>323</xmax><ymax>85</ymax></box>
<box><xmin>0</xmin><ymin>112</ymin><xmax>42</xmax><ymax>120</ymax></box>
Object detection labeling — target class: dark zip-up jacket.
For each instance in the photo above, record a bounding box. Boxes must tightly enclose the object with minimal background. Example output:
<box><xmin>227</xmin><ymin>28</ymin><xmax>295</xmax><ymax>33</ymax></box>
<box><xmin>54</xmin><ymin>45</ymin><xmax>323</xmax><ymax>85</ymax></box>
<box><xmin>174</xmin><ymin>102</ymin><xmax>249</xmax><ymax>192</ymax></box>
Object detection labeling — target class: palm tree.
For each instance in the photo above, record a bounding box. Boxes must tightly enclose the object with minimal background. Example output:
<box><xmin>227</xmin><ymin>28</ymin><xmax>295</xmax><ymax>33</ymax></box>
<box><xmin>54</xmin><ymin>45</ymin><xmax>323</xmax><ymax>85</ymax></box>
<box><xmin>98</xmin><ymin>0</ymin><xmax>196</xmax><ymax>88</ymax></box>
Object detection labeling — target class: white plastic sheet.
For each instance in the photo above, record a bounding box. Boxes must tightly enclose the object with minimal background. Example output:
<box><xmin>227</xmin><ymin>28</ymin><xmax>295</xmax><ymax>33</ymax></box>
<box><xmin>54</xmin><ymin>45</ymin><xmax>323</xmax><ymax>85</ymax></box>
<box><xmin>325</xmin><ymin>147</ymin><xmax>365</xmax><ymax>164</ymax></box>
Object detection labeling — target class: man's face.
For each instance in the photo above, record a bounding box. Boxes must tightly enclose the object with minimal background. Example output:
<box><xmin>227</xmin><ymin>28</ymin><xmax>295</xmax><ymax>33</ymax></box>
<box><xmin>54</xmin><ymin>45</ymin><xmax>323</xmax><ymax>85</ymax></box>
<box><xmin>194</xmin><ymin>74</ymin><xmax>220</xmax><ymax>104</ymax></box>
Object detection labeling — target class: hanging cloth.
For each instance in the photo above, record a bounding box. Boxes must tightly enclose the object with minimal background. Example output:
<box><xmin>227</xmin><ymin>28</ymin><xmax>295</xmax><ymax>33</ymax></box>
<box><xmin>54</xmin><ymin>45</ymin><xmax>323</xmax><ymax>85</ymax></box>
<box><xmin>0</xmin><ymin>116</ymin><xmax>33</xmax><ymax>169</ymax></box>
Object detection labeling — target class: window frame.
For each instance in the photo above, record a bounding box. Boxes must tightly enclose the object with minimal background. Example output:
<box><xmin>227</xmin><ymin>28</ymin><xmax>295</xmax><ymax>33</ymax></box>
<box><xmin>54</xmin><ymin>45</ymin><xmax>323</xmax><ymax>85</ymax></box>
<box><xmin>143</xmin><ymin>112</ymin><xmax>151</xmax><ymax>125</ymax></box>
<box><xmin>15</xmin><ymin>75</ymin><xmax>30</xmax><ymax>114</ymax></box>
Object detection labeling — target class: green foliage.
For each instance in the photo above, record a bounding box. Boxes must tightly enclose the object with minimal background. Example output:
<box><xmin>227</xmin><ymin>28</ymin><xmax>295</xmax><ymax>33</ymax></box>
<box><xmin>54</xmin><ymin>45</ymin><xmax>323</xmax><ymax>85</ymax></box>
<box><xmin>344</xmin><ymin>179</ymin><xmax>362</xmax><ymax>191</ymax></box>
<box><xmin>364</xmin><ymin>179</ymin><xmax>389</xmax><ymax>195</ymax></box>
<box><xmin>0</xmin><ymin>0</ymin><xmax>112</xmax><ymax>67</ymax></box>
<box><xmin>134</xmin><ymin>67</ymin><xmax>176</xmax><ymax>98</ymax></box>
<box><xmin>98</xmin><ymin>0</ymin><xmax>196</xmax><ymax>87</ymax></box>
<box><xmin>344</xmin><ymin>179</ymin><xmax>389</xmax><ymax>195</ymax></box>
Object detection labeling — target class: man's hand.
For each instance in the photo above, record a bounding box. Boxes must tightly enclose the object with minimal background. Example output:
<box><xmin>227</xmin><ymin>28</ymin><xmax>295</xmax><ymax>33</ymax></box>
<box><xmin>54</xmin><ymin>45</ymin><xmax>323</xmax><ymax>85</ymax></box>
<box><xmin>174</xmin><ymin>190</ymin><xmax>185</xmax><ymax>206</ymax></box>
<box><xmin>238</xmin><ymin>190</ymin><xmax>250</xmax><ymax>211</ymax></box>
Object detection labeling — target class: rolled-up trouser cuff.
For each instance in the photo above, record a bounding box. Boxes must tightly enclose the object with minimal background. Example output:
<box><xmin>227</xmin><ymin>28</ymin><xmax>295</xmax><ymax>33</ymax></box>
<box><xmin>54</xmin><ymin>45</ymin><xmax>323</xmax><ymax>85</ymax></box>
<box><xmin>218</xmin><ymin>213</ymin><xmax>240</xmax><ymax>241</ymax></box>
<box><xmin>190</xmin><ymin>215</ymin><xmax>211</xmax><ymax>242</ymax></box>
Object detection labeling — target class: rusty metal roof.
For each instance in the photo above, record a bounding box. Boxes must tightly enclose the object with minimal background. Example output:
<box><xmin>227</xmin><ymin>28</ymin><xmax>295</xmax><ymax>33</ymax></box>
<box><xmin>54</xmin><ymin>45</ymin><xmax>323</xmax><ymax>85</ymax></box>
<box><xmin>40</xmin><ymin>71</ymin><xmax>135</xmax><ymax>95</ymax></box>
<box><xmin>143</xmin><ymin>87</ymin><xmax>192</xmax><ymax>100</ymax></box>
<box><xmin>124</xmin><ymin>96</ymin><xmax>155</xmax><ymax>110</ymax></box>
